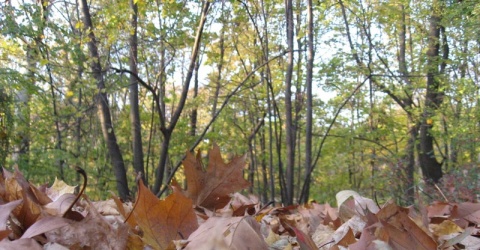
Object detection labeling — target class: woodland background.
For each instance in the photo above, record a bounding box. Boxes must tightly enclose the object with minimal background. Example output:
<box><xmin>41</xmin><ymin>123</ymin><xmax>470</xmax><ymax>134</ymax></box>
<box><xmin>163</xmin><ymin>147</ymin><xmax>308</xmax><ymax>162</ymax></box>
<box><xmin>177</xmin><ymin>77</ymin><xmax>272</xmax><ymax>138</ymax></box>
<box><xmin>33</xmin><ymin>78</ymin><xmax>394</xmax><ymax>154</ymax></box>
<box><xmin>0</xmin><ymin>0</ymin><xmax>479</xmax><ymax>206</ymax></box>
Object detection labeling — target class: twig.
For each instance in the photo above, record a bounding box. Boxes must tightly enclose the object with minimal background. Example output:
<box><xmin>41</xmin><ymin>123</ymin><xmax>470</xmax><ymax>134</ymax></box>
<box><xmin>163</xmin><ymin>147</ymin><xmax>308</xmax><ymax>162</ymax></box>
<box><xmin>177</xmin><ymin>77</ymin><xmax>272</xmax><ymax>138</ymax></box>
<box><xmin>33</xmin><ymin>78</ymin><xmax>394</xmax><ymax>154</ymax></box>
<box><xmin>434</xmin><ymin>183</ymin><xmax>449</xmax><ymax>202</ymax></box>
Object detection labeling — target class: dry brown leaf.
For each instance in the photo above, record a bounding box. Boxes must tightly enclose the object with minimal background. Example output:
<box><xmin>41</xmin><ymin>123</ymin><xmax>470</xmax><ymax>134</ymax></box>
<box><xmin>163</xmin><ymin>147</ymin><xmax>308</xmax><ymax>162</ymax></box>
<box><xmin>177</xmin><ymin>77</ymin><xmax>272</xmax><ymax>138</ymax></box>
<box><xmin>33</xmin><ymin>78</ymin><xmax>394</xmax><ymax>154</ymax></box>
<box><xmin>348</xmin><ymin>228</ymin><xmax>377</xmax><ymax>250</ymax></box>
<box><xmin>45</xmin><ymin>198</ymin><xmax>130</xmax><ymax>249</ymax></box>
<box><xmin>21</xmin><ymin>216</ymin><xmax>70</xmax><ymax>239</ymax></box>
<box><xmin>288</xmin><ymin>223</ymin><xmax>318</xmax><ymax>250</ymax></box>
<box><xmin>427</xmin><ymin>202</ymin><xmax>451</xmax><ymax>218</ymax></box>
<box><xmin>336</xmin><ymin>226</ymin><xmax>356</xmax><ymax>247</ymax></box>
<box><xmin>0</xmin><ymin>199</ymin><xmax>22</xmax><ymax>230</ymax></box>
<box><xmin>0</xmin><ymin>230</ymin><xmax>11</xmax><ymax>241</ymax></box>
<box><xmin>323</xmin><ymin>203</ymin><xmax>341</xmax><ymax>229</ymax></box>
<box><xmin>45</xmin><ymin>178</ymin><xmax>77</xmax><ymax>202</ymax></box>
<box><xmin>185</xmin><ymin>216</ymin><xmax>268</xmax><ymax>250</ymax></box>
<box><xmin>376</xmin><ymin>202</ymin><xmax>437</xmax><ymax>250</ymax></box>
<box><xmin>4</xmin><ymin>176</ymin><xmax>23</xmax><ymax>202</ymax></box>
<box><xmin>183</xmin><ymin>144</ymin><xmax>250</xmax><ymax>210</ymax></box>
<box><xmin>451</xmin><ymin>202</ymin><xmax>480</xmax><ymax>224</ymax></box>
<box><xmin>0</xmin><ymin>238</ymin><xmax>43</xmax><ymax>250</ymax></box>
<box><xmin>227</xmin><ymin>216</ymin><xmax>269</xmax><ymax>250</ymax></box>
<box><xmin>298</xmin><ymin>202</ymin><xmax>324</xmax><ymax>235</ymax></box>
<box><xmin>111</xmin><ymin>193</ymin><xmax>137</xmax><ymax>228</ymax></box>
<box><xmin>43</xmin><ymin>193</ymin><xmax>77</xmax><ymax>216</ymax></box>
<box><xmin>133</xmin><ymin>180</ymin><xmax>198</xmax><ymax>249</ymax></box>
<box><xmin>218</xmin><ymin>192</ymin><xmax>258</xmax><ymax>217</ymax></box>
<box><xmin>13</xmin><ymin>167</ymin><xmax>51</xmax><ymax>206</ymax></box>
<box><xmin>16</xmin><ymin>191</ymin><xmax>42</xmax><ymax>229</ymax></box>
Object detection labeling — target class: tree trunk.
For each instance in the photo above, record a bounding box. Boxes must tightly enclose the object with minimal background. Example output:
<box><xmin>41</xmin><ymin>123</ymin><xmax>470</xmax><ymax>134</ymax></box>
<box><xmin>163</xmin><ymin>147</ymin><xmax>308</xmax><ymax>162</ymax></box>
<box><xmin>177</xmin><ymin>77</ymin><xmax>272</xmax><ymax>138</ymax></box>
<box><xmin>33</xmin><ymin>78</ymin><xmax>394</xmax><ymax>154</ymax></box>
<box><xmin>260</xmin><ymin>130</ymin><xmax>269</xmax><ymax>203</ymax></box>
<box><xmin>300</xmin><ymin>0</ymin><xmax>314</xmax><ymax>204</ymax></box>
<box><xmin>418</xmin><ymin>0</ymin><xmax>445</xmax><ymax>183</ymax></box>
<box><xmin>284</xmin><ymin>0</ymin><xmax>295</xmax><ymax>205</ymax></box>
<box><xmin>152</xmin><ymin>1</ymin><xmax>211</xmax><ymax>195</ymax></box>
<box><xmin>80</xmin><ymin>0</ymin><xmax>130</xmax><ymax>200</ymax></box>
<box><xmin>129</xmin><ymin>0</ymin><xmax>146</xmax><ymax>184</ymax></box>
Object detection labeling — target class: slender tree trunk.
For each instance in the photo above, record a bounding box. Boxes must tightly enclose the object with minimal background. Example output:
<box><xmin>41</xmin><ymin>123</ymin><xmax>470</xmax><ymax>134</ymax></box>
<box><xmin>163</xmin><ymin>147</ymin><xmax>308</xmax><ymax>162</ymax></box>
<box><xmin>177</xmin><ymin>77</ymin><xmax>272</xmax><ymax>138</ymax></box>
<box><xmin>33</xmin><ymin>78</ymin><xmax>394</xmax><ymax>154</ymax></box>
<box><xmin>260</xmin><ymin>0</ymin><xmax>280</xmax><ymax>203</ymax></box>
<box><xmin>284</xmin><ymin>0</ymin><xmax>295</xmax><ymax>205</ymax></box>
<box><xmin>0</xmin><ymin>89</ymin><xmax>10</xmax><ymax>167</ymax></box>
<box><xmin>129</xmin><ymin>0</ymin><xmax>146</xmax><ymax>184</ymax></box>
<box><xmin>80</xmin><ymin>0</ymin><xmax>130</xmax><ymax>200</ymax></box>
<box><xmin>300</xmin><ymin>0</ymin><xmax>314</xmax><ymax>204</ymax></box>
<box><xmin>152</xmin><ymin>1</ymin><xmax>211</xmax><ymax>195</ymax></box>
<box><xmin>418</xmin><ymin>0</ymin><xmax>445</xmax><ymax>183</ymax></box>
<box><xmin>211</xmin><ymin>1</ymin><xmax>225</xmax><ymax>126</ymax></box>
<box><xmin>260</xmin><ymin>129</ymin><xmax>269</xmax><ymax>203</ymax></box>
<box><xmin>190</xmin><ymin>60</ymin><xmax>200</xmax><ymax>137</ymax></box>
<box><xmin>398</xmin><ymin>4</ymin><xmax>415</xmax><ymax>204</ymax></box>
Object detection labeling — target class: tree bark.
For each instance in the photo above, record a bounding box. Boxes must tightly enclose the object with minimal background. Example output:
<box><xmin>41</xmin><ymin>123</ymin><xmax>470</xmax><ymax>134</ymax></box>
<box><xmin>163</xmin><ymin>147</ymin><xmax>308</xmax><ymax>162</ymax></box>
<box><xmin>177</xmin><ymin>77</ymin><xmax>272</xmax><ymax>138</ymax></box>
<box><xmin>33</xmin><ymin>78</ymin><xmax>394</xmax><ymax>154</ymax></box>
<box><xmin>284</xmin><ymin>0</ymin><xmax>295</xmax><ymax>205</ymax></box>
<box><xmin>129</xmin><ymin>0</ymin><xmax>146</xmax><ymax>184</ymax></box>
<box><xmin>300</xmin><ymin>0</ymin><xmax>314</xmax><ymax>204</ymax></box>
<box><xmin>80</xmin><ymin>0</ymin><xmax>130</xmax><ymax>200</ymax></box>
<box><xmin>418</xmin><ymin>0</ymin><xmax>445</xmax><ymax>183</ymax></box>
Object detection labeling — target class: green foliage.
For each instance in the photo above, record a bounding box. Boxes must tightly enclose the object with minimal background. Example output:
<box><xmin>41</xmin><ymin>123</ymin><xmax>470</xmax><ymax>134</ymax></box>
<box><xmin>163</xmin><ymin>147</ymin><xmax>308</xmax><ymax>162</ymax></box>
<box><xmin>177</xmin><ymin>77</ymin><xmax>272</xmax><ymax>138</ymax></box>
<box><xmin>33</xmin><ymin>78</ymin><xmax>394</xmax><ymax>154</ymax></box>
<box><xmin>0</xmin><ymin>0</ymin><xmax>478</xmax><ymax>204</ymax></box>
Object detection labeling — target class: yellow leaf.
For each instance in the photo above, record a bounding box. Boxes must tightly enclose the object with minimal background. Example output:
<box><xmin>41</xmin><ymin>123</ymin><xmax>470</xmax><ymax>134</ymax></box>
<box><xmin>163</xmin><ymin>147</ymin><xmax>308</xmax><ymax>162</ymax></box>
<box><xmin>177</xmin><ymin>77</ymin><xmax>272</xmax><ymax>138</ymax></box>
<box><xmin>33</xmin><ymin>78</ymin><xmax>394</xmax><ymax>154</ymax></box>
<box><xmin>75</xmin><ymin>22</ymin><xmax>83</xmax><ymax>30</ymax></box>
<box><xmin>430</xmin><ymin>220</ymin><xmax>462</xmax><ymax>236</ymax></box>
<box><xmin>39</xmin><ymin>58</ymin><xmax>48</xmax><ymax>66</ymax></box>
<box><xmin>65</xmin><ymin>90</ymin><xmax>74</xmax><ymax>98</ymax></box>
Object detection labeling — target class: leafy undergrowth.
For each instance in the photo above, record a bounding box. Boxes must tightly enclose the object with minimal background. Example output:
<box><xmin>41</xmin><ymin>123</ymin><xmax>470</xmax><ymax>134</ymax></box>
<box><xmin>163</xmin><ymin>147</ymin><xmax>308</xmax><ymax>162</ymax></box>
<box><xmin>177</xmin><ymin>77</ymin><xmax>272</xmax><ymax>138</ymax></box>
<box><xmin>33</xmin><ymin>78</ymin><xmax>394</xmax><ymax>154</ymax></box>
<box><xmin>1</xmin><ymin>145</ymin><xmax>480</xmax><ymax>249</ymax></box>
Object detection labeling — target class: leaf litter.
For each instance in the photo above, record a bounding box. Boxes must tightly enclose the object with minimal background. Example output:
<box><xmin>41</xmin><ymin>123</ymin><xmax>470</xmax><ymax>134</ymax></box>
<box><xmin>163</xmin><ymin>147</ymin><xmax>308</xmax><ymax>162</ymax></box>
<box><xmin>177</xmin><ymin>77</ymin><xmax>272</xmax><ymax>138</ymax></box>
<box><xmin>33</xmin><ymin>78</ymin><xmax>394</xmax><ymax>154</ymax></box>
<box><xmin>0</xmin><ymin>145</ymin><xmax>480</xmax><ymax>249</ymax></box>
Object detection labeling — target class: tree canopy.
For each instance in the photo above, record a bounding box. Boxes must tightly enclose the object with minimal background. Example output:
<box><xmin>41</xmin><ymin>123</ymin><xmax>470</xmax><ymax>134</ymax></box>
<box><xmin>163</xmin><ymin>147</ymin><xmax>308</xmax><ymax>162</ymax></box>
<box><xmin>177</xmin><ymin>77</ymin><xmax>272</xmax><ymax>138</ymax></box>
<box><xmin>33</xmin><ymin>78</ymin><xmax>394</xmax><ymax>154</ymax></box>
<box><xmin>1</xmin><ymin>0</ymin><xmax>479</xmax><ymax>205</ymax></box>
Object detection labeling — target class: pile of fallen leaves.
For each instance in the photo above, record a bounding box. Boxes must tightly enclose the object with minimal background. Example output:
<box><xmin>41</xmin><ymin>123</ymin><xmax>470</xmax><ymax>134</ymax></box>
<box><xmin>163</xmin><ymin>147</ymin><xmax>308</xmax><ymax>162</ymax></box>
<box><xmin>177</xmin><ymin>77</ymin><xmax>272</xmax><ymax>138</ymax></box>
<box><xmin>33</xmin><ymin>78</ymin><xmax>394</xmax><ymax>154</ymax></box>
<box><xmin>1</xmin><ymin>145</ymin><xmax>480</xmax><ymax>249</ymax></box>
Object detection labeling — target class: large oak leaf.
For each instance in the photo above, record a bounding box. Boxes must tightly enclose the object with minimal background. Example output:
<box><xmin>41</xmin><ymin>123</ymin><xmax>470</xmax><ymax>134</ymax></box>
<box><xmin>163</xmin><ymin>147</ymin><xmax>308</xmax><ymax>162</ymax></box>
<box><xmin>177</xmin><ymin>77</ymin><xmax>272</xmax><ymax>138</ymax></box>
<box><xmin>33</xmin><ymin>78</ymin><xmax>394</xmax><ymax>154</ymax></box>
<box><xmin>183</xmin><ymin>144</ymin><xmax>250</xmax><ymax>210</ymax></box>
<box><xmin>133</xmin><ymin>180</ymin><xmax>198</xmax><ymax>249</ymax></box>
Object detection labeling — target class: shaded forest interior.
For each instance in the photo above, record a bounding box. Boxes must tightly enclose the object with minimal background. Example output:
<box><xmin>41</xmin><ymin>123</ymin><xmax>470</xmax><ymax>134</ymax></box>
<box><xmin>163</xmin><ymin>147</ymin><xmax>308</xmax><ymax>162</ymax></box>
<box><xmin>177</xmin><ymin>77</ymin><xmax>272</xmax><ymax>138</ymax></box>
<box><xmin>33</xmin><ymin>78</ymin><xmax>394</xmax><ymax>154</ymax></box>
<box><xmin>1</xmin><ymin>0</ymin><xmax>479</xmax><ymax>205</ymax></box>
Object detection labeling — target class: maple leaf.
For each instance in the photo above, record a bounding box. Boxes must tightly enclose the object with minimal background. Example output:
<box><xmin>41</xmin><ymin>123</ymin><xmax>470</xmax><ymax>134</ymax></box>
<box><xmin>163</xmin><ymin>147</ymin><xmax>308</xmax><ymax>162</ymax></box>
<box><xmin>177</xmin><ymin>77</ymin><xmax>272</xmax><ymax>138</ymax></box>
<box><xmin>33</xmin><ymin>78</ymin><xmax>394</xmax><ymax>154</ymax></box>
<box><xmin>0</xmin><ymin>199</ymin><xmax>22</xmax><ymax>230</ymax></box>
<box><xmin>185</xmin><ymin>216</ymin><xmax>268</xmax><ymax>250</ymax></box>
<box><xmin>133</xmin><ymin>179</ymin><xmax>198</xmax><ymax>250</ymax></box>
<box><xmin>45</xmin><ymin>198</ymin><xmax>130</xmax><ymax>249</ymax></box>
<box><xmin>183</xmin><ymin>144</ymin><xmax>250</xmax><ymax>210</ymax></box>
<box><xmin>375</xmin><ymin>202</ymin><xmax>437</xmax><ymax>250</ymax></box>
<box><xmin>45</xmin><ymin>177</ymin><xmax>77</xmax><ymax>202</ymax></box>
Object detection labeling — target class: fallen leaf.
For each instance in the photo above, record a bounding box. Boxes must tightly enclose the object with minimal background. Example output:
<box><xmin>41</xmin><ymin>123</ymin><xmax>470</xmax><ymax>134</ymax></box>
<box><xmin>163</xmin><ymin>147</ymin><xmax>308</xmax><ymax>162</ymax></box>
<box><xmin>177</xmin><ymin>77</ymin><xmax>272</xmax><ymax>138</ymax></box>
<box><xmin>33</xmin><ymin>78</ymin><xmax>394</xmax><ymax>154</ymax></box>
<box><xmin>133</xmin><ymin>180</ymin><xmax>198</xmax><ymax>249</ymax></box>
<box><xmin>430</xmin><ymin>219</ymin><xmax>462</xmax><ymax>236</ymax></box>
<box><xmin>439</xmin><ymin>227</ymin><xmax>474</xmax><ymax>249</ymax></box>
<box><xmin>376</xmin><ymin>202</ymin><xmax>437</xmax><ymax>250</ymax></box>
<box><xmin>288</xmin><ymin>224</ymin><xmax>318</xmax><ymax>250</ymax></box>
<box><xmin>451</xmin><ymin>202</ymin><xmax>480</xmax><ymax>224</ymax></box>
<box><xmin>45</xmin><ymin>178</ymin><xmax>77</xmax><ymax>202</ymax></box>
<box><xmin>16</xmin><ymin>190</ymin><xmax>42</xmax><ymax>229</ymax></box>
<box><xmin>349</xmin><ymin>228</ymin><xmax>377</xmax><ymax>250</ymax></box>
<box><xmin>336</xmin><ymin>190</ymin><xmax>379</xmax><ymax>219</ymax></box>
<box><xmin>336</xmin><ymin>226</ymin><xmax>356</xmax><ymax>247</ymax></box>
<box><xmin>182</xmin><ymin>144</ymin><xmax>250</xmax><ymax>210</ymax></box>
<box><xmin>0</xmin><ymin>238</ymin><xmax>42</xmax><ymax>250</ymax></box>
<box><xmin>0</xmin><ymin>230</ymin><xmax>11</xmax><ymax>241</ymax></box>
<box><xmin>185</xmin><ymin>216</ymin><xmax>268</xmax><ymax>250</ymax></box>
<box><xmin>0</xmin><ymin>199</ymin><xmax>22</xmax><ymax>230</ymax></box>
<box><xmin>427</xmin><ymin>202</ymin><xmax>451</xmax><ymax>218</ymax></box>
<box><xmin>43</xmin><ymin>193</ymin><xmax>77</xmax><ymax>216</ymax></box>
<box><xmin>45</xmin><ymin>198</ymin><xmax>130</xmax><ymax>249</ymax></box>
<box><xmin>111</xmin><ymin>193</ymin><xmax>137</xmax><ymax>227</ymax></box>
<box><xmin>226</xmin><ymin>216</ymin><xmax>269</xmax><ymax>250</ymax></box>
<box><xmin>21</xmin><ymin>216</ymin><xmax>70</xmax><ymax>239</ymax></box>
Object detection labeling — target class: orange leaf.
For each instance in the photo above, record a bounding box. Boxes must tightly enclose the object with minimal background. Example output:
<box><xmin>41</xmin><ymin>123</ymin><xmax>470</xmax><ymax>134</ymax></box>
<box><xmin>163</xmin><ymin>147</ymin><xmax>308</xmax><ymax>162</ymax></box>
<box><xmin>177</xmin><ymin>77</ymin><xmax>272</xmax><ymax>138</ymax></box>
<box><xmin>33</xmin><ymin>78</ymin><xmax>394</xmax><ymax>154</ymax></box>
<box><xmin>183</xmin><ymin>144</ymin><xmax>250</xmax><ymax>210</ymax></box>
<box><xmin>451</xmin><ymin>202</ymin><xmax>480</xmax><ymax>225</ymax></box>
<box><xmin>376</xmin><ymin>202</ymin><xmax>437</xmax><ymax>250</ymax></box>
<box><xmin>133</xmin><ymin>180</ymin><xmax>198</xmax><ymax>249</ymax></box>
